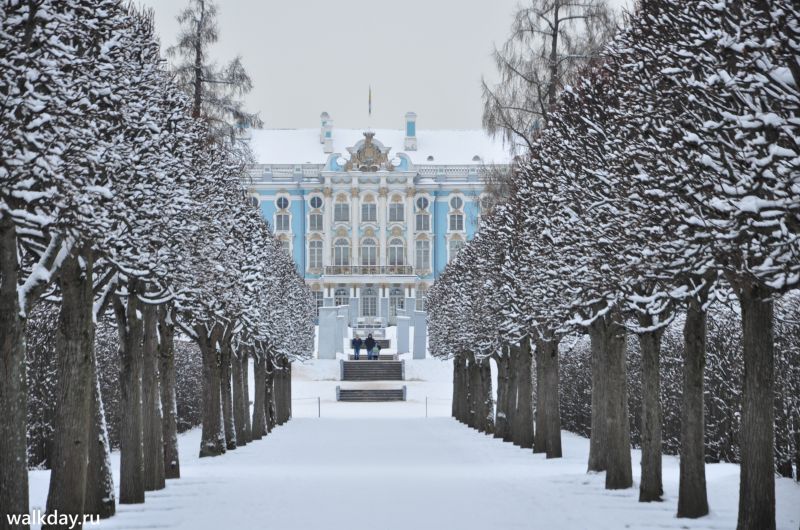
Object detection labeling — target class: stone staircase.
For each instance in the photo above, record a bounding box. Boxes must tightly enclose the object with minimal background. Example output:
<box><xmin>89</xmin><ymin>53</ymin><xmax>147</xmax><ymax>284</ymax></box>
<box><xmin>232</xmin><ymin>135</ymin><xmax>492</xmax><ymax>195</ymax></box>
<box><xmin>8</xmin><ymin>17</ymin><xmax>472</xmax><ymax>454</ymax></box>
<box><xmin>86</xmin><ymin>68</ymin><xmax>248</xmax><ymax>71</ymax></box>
<box><xmin>341</xmin><ymin>360</ymin><xmax>404</xmax><ymax>381</ymax></box>
<box><xmin>337</xmin><ymin>358</ymin><xmax>406</xmax><ymax>402</ymax></box>
<box><xmin>337</xmin><ymin>387</ymin><xmax>406</xmax><ymax>402</ymax></box>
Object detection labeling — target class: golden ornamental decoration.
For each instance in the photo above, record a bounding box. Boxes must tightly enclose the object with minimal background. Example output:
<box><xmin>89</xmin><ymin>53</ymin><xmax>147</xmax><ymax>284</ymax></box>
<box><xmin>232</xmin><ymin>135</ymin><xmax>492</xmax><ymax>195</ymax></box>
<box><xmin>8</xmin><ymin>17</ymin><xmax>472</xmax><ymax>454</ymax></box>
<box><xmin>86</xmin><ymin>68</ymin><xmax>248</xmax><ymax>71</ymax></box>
<box><xmin>344</xmin><ymin>132</ymin><xmax>395</xmax><ymax>172</ymax></box>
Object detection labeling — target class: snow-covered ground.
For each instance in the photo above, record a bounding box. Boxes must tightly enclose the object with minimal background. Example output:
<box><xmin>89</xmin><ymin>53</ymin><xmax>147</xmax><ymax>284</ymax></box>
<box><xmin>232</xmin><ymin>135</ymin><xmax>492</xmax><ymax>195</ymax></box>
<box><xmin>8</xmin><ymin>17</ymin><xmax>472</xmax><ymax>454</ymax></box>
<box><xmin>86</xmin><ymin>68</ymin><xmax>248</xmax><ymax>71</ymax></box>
<box><xmin>25</xmin><ymin>325</ymin><xmax>800</xmax><ymax>529</ymax></box>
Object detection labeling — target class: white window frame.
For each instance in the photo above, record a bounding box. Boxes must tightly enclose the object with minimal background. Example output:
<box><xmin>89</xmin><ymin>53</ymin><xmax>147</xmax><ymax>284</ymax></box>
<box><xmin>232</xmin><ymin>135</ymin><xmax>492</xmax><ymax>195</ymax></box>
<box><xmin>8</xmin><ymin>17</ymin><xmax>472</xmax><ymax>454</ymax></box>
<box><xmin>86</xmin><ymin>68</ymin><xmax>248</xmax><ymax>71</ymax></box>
<box><xmin>309</xmin><ymin>212</ymin><xmax>323</xmax><ymax>231</ymax></box>
<box><xmin>360</xmin><ymin>238</ymin><xmax>378</xmax><ymax>266</ymax></box>
<box><xmin>333</xmin><ymin>239</ymin><xmax>350</xmax><ymax>266</ymax></box>
<box><xmin>334</xmin><ymin>202</ymin><xmax>349</xmax><ymax>223</ymax></box>
<box><xmin>275</xmin><ymin>213</ymin><xmax>290</xmax><ymax>232</ymax></box>
<box><xmin>389</xmin><ymin>203</ymin><xmax>404</xmax><ymax>223</ymax></box>
<box><xmin>308</xmin><ymin>240</ymin><xmax>323</xmax><ymax>269</ymax></box>
<box><xmin>449</xmin><ymin>212</ymin><xmax>464</xmax><ymax>232</ymax></box>
<box><xmin>361</xmin><ymin>203</ymin><xmax>377</xmax><ymax>223</ymax></box>
<box><xmin>415</xmin><ymin>239</ymin><xmax>430</xmax><ymax>271</ymax></box>
<box><xmin>388</xmin><ymin>238</ymin><xmax>405</xmax><ymax>266</ymax></box>
<box><xmin>415</xmin><ymin>212</ymin><xmax>430</xmax><ymax>232</ymax></box>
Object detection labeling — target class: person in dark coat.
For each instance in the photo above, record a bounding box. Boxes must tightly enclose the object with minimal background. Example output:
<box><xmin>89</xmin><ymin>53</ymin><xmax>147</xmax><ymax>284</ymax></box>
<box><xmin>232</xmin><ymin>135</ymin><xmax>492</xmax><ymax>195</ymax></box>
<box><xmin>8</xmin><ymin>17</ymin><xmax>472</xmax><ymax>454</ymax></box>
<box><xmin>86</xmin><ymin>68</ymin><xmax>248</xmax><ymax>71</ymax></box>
<box><xmin>364</xmin><ymin>334</ymin><xmax>376</xmax><ymax>360</ymax></box>
<box><xmin>351</xmin><ymin>335</ymin><xmax>363</xmax><ymax>360</ymax></box>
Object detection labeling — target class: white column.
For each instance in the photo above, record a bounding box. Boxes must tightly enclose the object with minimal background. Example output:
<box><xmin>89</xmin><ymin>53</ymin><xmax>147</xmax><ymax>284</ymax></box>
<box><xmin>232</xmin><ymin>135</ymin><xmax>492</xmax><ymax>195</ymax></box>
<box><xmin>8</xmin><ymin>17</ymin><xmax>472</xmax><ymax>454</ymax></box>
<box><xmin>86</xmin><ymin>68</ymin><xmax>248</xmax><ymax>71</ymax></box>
<box><xmin>378</xmin><ymin>186</ymin><xmax>388</xmax><ymax>266</ymax></box>
<box><xmin>351</xmin><ymin>188</ymin><xmax>359</xmax><ymax>266</ymax></box>
<box><xmin>405</xmin><ymin>188</ymin><xmax>414</xmax><ymax>270</ymax></box>
<box><xmin>323</xmin><ymin>187</ymin><xmax>333</xmax><ymax>270</ymax></box>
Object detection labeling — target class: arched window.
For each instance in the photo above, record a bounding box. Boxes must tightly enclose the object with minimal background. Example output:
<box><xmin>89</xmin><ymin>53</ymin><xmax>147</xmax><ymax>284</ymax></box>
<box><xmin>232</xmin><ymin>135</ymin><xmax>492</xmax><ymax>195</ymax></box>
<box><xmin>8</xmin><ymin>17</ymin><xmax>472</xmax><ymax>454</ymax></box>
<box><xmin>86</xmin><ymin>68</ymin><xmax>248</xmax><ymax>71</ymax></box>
<box><xmin>308</xmin><ymin>240</ymin><xmax>323</xmax><ymax>269</ymax></box>
<box><xmin>360</xmin><ymin>238</ymin><xmax>377</xmax><ymax>267</ymax></box>
<box><xmin>333</xmin><ymin>239</ymin><xmax>350</xmax><ymax>266</ymax></box>
<box><xmin>415</xmin><ymin>239</ymin><xmax>430</xmax><ymax>271</ymax></box>
<box><xmin>449</xmin><ymin>195</ymin><xmax>464</xmax><ymax>231</ymax></box>
<box><xmin>415</xmin><ymin>195</ymin><xmax>430</xmax><ymax>231</ymax></box>
<box><xmin>388</xmin><ymin>238</ymin><xmax>405</xmax><ymax>266</ymax></box>
<box><xmin>334</xmin><ymin>287</ymin><xmax>349</xmax><ymax>307</ymax></box>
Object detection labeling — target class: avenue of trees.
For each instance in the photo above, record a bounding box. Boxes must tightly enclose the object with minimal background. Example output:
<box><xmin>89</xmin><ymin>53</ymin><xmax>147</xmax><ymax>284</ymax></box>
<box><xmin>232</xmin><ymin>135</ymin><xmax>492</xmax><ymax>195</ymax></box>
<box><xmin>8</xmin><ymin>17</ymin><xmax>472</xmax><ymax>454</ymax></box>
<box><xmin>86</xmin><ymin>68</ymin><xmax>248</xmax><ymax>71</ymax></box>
<box><xmin>0</xmin><ymin>1</ymin><xmax>314</xmax><ymax>529</ymax></box>
<box><xmin>430</xmin><ymin>1</ymin><xmax>800</xmax><ymax>530</ymax></box>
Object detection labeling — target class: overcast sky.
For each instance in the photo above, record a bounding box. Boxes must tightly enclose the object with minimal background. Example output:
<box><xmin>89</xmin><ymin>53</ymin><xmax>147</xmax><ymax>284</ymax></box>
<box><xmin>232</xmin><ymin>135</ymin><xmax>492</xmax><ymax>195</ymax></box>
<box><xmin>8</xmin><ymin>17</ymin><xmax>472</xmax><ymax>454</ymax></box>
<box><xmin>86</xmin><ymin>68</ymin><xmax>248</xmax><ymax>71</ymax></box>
<box><xmin>138</xmin><ymin>0</ymin><xmax>631</xmax><ymax>130</ymax></box>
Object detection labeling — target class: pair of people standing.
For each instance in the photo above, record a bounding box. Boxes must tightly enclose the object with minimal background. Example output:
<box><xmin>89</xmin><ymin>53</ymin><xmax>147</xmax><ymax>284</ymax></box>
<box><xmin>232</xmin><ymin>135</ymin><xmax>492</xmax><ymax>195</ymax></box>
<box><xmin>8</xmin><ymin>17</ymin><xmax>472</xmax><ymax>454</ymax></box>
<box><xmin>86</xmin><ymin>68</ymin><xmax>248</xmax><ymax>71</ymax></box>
<box><xmin>351</xmin><ymin>333</ymin><xmax>380</xmax><ymax>360</ymax></box>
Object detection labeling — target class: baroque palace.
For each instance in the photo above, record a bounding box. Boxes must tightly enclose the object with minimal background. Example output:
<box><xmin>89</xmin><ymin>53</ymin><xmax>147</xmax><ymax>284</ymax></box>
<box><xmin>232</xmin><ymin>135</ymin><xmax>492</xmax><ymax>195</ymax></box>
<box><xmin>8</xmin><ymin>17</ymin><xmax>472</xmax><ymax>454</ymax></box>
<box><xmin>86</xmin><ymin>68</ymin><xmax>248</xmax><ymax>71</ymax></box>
<box><xmin>245</xmin><ymin>111</ymin><xmax>510</xmax><ymax>325</ymax></box>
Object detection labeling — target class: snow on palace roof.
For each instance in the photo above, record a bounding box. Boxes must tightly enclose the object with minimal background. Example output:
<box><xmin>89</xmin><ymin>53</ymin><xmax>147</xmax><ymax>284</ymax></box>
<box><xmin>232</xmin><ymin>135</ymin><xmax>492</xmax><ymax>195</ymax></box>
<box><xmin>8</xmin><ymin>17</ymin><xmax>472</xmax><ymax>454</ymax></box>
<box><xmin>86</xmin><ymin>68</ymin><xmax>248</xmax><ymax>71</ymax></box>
<box><xmin>247</xmin><ymin>128</ymin><xmax>513</xmax><ymax>166</ymax></box>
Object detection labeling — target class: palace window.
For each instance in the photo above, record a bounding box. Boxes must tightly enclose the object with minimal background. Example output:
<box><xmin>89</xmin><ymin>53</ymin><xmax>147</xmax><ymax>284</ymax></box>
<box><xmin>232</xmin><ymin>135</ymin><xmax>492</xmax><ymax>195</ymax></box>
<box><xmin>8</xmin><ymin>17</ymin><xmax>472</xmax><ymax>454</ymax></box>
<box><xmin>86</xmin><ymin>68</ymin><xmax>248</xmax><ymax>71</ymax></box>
<box><xmin>334</xmin><ymin>287</ymin><xmax>349</xmax><ymax>307</ymax></box>
<box><xmin>308</xmin><ymin>240</ymin><xmax>323</xmax><ymax>269</ymax></box>
<box><xmin>449</xmin><ymin>212</ymin><xmax>464</xmax><ymax>231</ymax></box>
<box><xmin>450</xmin><ymin>196</ymin><xmax>463</xmax><ymax>209</ymax></box>
<box><xmin>416</xmin><ymin>286</ymin><xmax>428</xmax><ymax>312</ymax></box>
<box><xmin>388</xmin><ymin>238</ymin><xmax>405</xmax><ymax>266</ymax></box>
<box><xmin>333</xmin><ymin>239</ymin><xmax>350</xmax><ymax>266</ymax></box>
<box><xmin>334</xmin><ymin>203</ymin><xmax>349</xmax><ymax>222</ymax></box>
<box><xmin>313</xmin><ymin>291</ymin><xmax>323</xmax><ymax>316</ymax></box>
<box><xmin>448</xmin><ymin>238</ymin><xmax>465</xmax><ymax>261</ymax></box>
<box><xmin>309</xmin><ymin>213</ymin><xmax>323</xmax><ymax>231</ymax></box>
<box><xmin>276</xmin><ymin>196</ymin><xmax>289</xmax><ymax>209</ymax></box>
<box><xmin>275</xmin><ymin>213</ymin><xmax>290</xmax><ymax>232</ymax></box>
<box><xmin>361</xmin><ymin>287</ymin><xmax>378</xmax><ymax>317</ymax></box>
<box><xmin>360</xmin><ymin>238</ymin><xmax>378</xmax><ymax>266</ymax></box>
<box><xmin>415</xmin><ymin>212</ymin><xmax>430</xmax><ymax>231</ymax></box>
<box><xmin>416</xmin><ymin>197</ymin><xmax>429</xmax><ymax>210</ymax></box>
<box><xmin>389</xmin><ymin>203</ymin><xmax>404</xmax><ymax>222</ymax></box>
<box><xmin>280</xmin><ymin>238</ymin><xmax>291</xmax><ymax>255</ymax></box>
<box><xmin>309</xmin><ymin>196</ymin><xmax>323</xmax><ymax>209</ymax></box>
<box><xmin>415</xmin><ymin>239</ymin><xmax>430</xmax><ymax>271</ymax></box>
<box><xmin>361</xmin><ymin>203</ymin><xmax>377</xmax><ymax>222</ymax></box>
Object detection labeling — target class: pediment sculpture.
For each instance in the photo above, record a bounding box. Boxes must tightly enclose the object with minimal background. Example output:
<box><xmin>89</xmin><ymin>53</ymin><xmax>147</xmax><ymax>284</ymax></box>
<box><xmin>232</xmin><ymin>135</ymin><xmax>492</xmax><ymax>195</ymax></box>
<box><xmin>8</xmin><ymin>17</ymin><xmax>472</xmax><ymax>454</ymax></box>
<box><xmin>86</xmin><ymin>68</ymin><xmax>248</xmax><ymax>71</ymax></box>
<box><xmin>344</xmin><ymin>132</ymin><xmax>394</xmax><ymax>172</ymax></box>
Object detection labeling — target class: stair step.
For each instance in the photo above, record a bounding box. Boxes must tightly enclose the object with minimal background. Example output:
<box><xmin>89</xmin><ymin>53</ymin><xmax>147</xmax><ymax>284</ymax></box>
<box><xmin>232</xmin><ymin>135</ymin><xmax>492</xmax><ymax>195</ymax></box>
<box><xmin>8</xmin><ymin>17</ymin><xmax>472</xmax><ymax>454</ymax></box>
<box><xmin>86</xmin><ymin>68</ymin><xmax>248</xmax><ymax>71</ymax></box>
<box><xmin>337</xmin><ymin>387</ymin><xmax>406</xmax><ymax>402</ymax></box>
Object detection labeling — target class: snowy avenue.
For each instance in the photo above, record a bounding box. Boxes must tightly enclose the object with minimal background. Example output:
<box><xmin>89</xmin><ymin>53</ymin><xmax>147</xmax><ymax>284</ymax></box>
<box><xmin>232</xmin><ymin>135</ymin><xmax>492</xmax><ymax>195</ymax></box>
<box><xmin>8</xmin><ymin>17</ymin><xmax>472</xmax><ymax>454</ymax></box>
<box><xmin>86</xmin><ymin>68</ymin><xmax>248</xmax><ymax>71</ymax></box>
<box><xmin>26</xmin><ymin>413</ymin><xmax>800</xmax><ymax>530</ymax></box>
<box><xmin>2</xmin><ymin>0</ymin><xmax>800</xmax><ymax>529</ymax></box>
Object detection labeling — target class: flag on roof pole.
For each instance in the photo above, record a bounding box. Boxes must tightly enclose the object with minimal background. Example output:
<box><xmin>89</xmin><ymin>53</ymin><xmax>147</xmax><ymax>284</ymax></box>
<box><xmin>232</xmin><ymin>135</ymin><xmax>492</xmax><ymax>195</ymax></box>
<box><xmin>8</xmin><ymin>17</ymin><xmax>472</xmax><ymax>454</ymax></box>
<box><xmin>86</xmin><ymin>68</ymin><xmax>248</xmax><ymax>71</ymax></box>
<box><xmin>368</xmin><ymin>85</ymin><xmax>372</xmax><ymax>117</ymax></box>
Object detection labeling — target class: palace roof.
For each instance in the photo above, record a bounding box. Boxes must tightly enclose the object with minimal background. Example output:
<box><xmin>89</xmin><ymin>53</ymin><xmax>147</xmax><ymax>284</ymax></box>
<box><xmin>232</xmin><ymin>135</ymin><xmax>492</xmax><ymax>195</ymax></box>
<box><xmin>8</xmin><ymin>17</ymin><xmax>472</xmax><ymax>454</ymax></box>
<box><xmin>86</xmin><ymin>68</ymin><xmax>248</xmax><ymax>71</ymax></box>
<box><xmin>247</xmin><ymin>128</ymin><xmax>513</xmax><ymax>167</ymax></box>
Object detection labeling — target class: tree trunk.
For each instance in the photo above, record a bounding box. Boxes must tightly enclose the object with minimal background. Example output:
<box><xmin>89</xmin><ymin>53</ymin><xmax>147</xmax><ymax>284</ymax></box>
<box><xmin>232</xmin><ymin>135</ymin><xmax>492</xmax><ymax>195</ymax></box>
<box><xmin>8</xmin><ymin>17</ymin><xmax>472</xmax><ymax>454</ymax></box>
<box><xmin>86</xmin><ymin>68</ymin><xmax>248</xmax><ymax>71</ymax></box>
<box><xmin>265</xmin><ymin>355</ymin><xmax>276</xmax><ymax>433</ymax></box>
<box><xmin>737</xmin><ymin>283</ymin><xmax>775</xmax><ymax>530</ymax></box>
<box><xmin>536</xmin><ymin>331</ymin><xmax>562</xmax><ymax>459</ymax></box>
<box><xmin>588</xmin><ymin>318</ymin><xmax>608</xmax><ymax>472</ymax></box>
<box><xmin>83</xmin><ymin>351</ymin><xmax>116</xmax><ymax>519</ymax></box>
<box><xmin>0</xmin><ymin>221</ymin><xmax>30</xmax><ymax>529</ymax></box>
<box><xmin>678</xmin><ymin>299</ymin><xmax>709</xmax><ymax>517</ymax></box>
<box><xmin>157</xmin><ymin>305</ymin><xmax>180</xmax><ymax>479</ymax></box>
<box><xmin>533</xmin><ymin>337</ymin><xmax>546</xmax><ymax>454</ymax></box>
<box><xmin>219</xmin><ymin>333</ymin><xmax>237</xmax><ymax>450</ymax></box>
<box><xmin>494</xmin><ymin>353</ymin><xmax>510</xmax><ymax>440</ymax></box>
<box><xmin>505</xmin><ymin>344</ymin><xmax>518</xmax><ymax>443</ymax></box>
<box><xmin>142</xmin><ymin>302</ymin><xmax>165</xmax><ymax>491</ymax></box>
<box><xmin>286</xmin><ymin>360</ymin><xmax>292</xmax><ymax>419</ymax></box>
<box><xmin>512</xmin><ymin>338</ymin><xmax>534</xmax><ymax>449</ymax></box>
<box><xmin>197</xmin><ymin>323</ymin><xmax>225</xmax><ymax>457</ymax></box>
<box><xmin>637</xmin><ymin>316</ymin><xmax>664</xmax><ymax>502</ymax></box>
<box><xmin>232</xmin><ymin>349</ymin><xmax>246</xmax><ymax>444</ymax></box>
<box><xmin>452</xmin><ymin>354</ymin><xmax>466</xmax><ymax>423</ymax></box>
<box><xmin>114</xmin><ymin>283</ymin><xmax>145</xmax><ymax>504</ymax></box>
<box><xmin>45</xmin><ymin>251</ymin><xmax>94</xmax><ymax>526</ymax></box>
<box><xmin>251</xmin><ymin>354</ymin><xmax>267</xmax><ymax>439</ymax></box>
<box><xmin>604</xmin><ymin>308</ymin><xmax>632</xmax><ymax>489</ymax></box>
<box><xmin>478</xmin><ymin>356</ymin><xmax>495</xmax><ymax>434</ymax></box>
<box><xmin>241</xmin><ymin>349</ymin><xmax>252</xmax><ymax>443</ymax></box>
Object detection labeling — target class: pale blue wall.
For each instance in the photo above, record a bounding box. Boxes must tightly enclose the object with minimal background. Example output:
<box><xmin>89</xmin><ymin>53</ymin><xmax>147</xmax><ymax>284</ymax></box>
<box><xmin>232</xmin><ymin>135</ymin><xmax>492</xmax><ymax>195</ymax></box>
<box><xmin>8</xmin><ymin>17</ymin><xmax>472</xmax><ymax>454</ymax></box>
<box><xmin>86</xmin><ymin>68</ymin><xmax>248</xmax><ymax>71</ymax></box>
<box><xmin>406</xmin><ymin>121</ymin><xmax>416</xmax><ymax>137</ymax></box>
<box><xmin>289</xmin><ymin>191</ymin><xmax>306</xmax><ymax>274</ymax></box>
<box><xmin>465</xmin><ymin>195</ymin><xmax>479</xmax><ymax>239</ymax></box>
<box><xmin>433</xmin><ymin>192</ymin><xmax>449</xmax><ymax>278</ymax></box>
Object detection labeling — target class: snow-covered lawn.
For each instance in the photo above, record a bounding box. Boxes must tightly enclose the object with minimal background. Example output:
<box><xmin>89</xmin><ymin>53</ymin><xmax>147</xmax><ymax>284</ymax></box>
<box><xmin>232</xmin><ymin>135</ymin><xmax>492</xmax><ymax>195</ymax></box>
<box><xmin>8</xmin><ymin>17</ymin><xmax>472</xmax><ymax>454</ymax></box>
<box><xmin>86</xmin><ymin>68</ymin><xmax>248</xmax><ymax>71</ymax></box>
<box><xmin>26</xmin><ymin>353</ymin><xmax>800</xmax><ymax>530</ymax></box>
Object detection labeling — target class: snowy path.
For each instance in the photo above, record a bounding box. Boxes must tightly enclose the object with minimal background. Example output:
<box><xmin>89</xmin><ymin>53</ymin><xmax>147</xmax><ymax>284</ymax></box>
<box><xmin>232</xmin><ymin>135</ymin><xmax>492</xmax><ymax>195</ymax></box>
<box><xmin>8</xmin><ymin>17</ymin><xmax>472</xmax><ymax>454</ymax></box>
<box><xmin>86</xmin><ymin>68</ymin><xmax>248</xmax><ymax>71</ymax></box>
<box><xmin>30</xmin><ymin>417</ymin><xmax>800</xmax><ymax>530</ymax></box>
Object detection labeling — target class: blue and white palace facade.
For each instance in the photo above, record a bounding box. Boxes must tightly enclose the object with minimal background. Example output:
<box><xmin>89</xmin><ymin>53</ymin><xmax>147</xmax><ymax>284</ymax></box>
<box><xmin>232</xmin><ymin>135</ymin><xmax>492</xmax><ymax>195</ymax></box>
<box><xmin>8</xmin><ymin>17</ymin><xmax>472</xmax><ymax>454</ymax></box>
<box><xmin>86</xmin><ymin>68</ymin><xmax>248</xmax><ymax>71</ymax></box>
<box><xmin>245</xmin><ymin>111</ymin><xmax>510</xmax><ymax>325</ymax></box>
